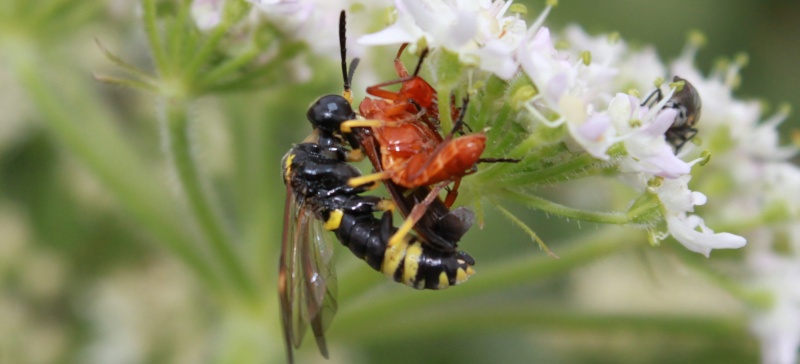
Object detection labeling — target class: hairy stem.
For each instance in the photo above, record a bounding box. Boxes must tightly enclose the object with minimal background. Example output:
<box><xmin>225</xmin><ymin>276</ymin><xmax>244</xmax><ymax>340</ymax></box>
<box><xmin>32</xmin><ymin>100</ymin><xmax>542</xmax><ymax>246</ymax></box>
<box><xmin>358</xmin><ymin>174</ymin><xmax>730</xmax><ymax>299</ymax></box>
<box><xmin>499</xmin><ymin>189</ymin><xmax>630</xmax><ymax>225</ymax></box>
<box><xmin>162</xmin><ymin>99</ymin><xmax>256</xmax><ymax>299</ymax></box>
<box><xmin>13</xmin><ymin>53</ymin><xmax>222</xmax><ymax>291</ymax></box>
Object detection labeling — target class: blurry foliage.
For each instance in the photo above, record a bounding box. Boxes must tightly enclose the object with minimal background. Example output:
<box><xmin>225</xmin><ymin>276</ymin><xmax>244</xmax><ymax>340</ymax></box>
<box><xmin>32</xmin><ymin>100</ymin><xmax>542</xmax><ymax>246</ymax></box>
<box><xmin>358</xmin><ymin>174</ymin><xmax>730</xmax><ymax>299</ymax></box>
<box><xmin>0</xmin><ymin>0</ymin><xmax>796</xmax><ymax>363</ymax></box>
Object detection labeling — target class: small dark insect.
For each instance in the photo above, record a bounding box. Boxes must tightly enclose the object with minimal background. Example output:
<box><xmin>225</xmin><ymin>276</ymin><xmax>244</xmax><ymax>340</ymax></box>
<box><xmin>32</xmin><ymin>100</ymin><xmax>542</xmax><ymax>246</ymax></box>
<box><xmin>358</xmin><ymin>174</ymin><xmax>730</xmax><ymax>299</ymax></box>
<box><xmin>642</xmin><ymin>76</ymin><xmax>702</xmax><ymax>152</ymax></box>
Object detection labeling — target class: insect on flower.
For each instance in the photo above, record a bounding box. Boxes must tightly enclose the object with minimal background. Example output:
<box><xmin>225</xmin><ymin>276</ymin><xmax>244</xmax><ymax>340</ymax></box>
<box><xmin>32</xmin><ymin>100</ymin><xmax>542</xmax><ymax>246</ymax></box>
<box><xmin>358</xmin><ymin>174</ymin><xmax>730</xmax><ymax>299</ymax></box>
<box><xmin>278</xmin><ymin>11</ymin><xmax>477</xmax><ymax>364</ymax></box>
<box><xmin>344</xmin><ymin>45</ymin><xmax>488</xmax><ymax>207</ymax></box>
<box><xmin>642</xmin><ymin>76</ymin><xmax>703</xmax><ymax>152</ymax></box>
<box><xmin>307</xmin><ymin>15</ymin><xmax>484</xmax><ymax>253</ymax></box>
<box><xmin>342</xmin><ymin>43</ymin><xmax>519</xmax><ymax>250</ymax></box>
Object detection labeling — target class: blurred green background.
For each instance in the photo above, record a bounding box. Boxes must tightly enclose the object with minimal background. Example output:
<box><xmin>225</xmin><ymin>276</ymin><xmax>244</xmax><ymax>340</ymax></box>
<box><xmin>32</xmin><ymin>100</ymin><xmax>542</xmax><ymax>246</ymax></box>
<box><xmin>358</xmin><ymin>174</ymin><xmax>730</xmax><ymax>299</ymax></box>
<box><xmin>0</xmin><ymin>0</ymin><xmax>797</xmax><ymax>363</ymax></box>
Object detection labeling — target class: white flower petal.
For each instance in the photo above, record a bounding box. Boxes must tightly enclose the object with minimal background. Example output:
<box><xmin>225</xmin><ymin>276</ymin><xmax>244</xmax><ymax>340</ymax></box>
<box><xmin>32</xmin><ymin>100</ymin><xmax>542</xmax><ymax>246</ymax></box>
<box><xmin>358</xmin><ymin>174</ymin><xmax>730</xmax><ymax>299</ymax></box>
<box><xmin>561</xmin><ymin>95</ymin><xmax>614</xmax><ymax>159</ymax></box>
<box><xmin>657</xmin><ymin>176</ymin><xmax>701</xmax><ymax>213</ymax></box>
<box><xmin>357</xmin><ymin>20</ymin><xmax>421</xmax><ymax>45</ymax></box>
<box><xmin>666</xmin><ymin>214</ymin><xmax>747</xmax><ymax>257</ymax></box>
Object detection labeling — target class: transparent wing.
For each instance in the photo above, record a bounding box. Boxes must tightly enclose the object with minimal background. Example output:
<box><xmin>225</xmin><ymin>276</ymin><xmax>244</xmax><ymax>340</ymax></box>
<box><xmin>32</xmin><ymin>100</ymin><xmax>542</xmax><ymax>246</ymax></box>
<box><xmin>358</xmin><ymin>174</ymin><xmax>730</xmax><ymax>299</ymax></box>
<box><xmin>279</xmin><ymin>188</ymin><xmax>305</xmax><ymax>363</ymax></box>
<box><xmin>279</xmin><ymin>185</ymin><xmax>338</xmax><ymax>363</ymax></box>
<box><xmin>305</xmin><ymin>215</ymin><xmax>338</xmax><ymax>357</ymax></box>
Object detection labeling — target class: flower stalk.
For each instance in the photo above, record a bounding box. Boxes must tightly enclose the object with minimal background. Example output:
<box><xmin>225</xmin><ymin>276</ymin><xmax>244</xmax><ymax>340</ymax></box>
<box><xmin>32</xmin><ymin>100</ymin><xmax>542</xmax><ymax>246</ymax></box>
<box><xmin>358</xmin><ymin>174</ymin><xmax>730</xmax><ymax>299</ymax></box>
<box><xmin>161</xmin><ymin>98</ymin><xmax>257</xmax><ymax>300</ymax></box>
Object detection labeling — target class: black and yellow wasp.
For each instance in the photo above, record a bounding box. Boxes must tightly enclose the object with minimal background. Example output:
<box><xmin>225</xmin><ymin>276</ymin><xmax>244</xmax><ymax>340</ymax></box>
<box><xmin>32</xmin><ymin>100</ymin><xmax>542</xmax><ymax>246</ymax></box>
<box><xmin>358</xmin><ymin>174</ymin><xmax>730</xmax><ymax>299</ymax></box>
<box><xmin>278</xmin><ymin>11</ymin><xmax>476</xmax><ymax>364</ymax></box>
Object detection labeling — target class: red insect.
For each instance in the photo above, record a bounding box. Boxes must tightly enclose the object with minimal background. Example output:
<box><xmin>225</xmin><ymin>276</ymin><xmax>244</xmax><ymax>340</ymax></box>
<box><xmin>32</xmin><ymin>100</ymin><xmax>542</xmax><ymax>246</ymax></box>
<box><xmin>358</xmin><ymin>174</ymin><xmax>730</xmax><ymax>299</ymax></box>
<box><xmin>341</xmin><ymin>45</ymin><xmax>494</xmax><ymax>248</ymax></box>
<box><xmin>344</xmin><ymin>44</ymin><xmax>487</xmax><ymax>208</ymax></box>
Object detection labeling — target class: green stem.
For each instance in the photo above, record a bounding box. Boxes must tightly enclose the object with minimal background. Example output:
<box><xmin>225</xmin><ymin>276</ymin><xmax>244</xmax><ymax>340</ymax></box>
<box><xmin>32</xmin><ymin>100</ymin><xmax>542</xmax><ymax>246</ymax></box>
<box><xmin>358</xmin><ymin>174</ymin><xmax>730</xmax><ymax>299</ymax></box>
<box><xmin>166</xmin><ymin>2</ymin><xmax>191</xmax><ymax>68</ymax></box>
<box><xmin>13</xmin><ymin>54</ymin><xmax>222</xmax><ymax>292</ymax></box>
<box><xmin>497</xmin><ymin>153</ymin><xmax>598</xmax><ymax>187</ymax></box>
<box><xmin>94</xmin><ymin>39</ymin><xmax>159</xmax><ymax>83</ymax></box>
<box><xmin>163</xmin><ymin>99</ymin><xmax>257</xmax><ymax>299</ymax></box>
<box><xmin>204</xmin><ymin>43</ymin><xmax>304</xmax><ymax>93</ymax></box>
<box><xmin>141</xmin><ymin>0</ymin><xmax>168</xmax><ymax>75</ymax></box>
<box><xmin>498</xmin><ymin>189</ymin><xmax>631</xmax><ymax>225</ymax></box>
<box><xmin>200</xmin><ymin>44</ymin><xmax>262</xmax><ymax>87</ymax></box>
<box><xmin>477</xmin><ymin>141</ymin><xmax>566</xmax><ymax>182</ymax></box>
<box><xmin>185</xmin><ymin>24</ymin><xmax>229</xmax><ymax>79</ymax></box>
<box><xmin>93</xmin><ymin>75</ymin><xmax>158</xmax><ymax>92</ymax></box>
<box><xmin>491</xmin><ymin>201</ymin><xmax>556</xmax><ymax>257</ymax></box>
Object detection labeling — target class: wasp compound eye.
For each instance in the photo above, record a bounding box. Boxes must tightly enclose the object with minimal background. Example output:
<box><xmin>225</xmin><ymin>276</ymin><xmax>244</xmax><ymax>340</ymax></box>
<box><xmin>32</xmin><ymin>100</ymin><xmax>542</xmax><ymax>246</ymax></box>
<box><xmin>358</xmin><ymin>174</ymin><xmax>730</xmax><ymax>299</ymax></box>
<box><xmin>307</xmin><ymin>95</ymin><xmax>356</xmax><ymax>132</ymax></box>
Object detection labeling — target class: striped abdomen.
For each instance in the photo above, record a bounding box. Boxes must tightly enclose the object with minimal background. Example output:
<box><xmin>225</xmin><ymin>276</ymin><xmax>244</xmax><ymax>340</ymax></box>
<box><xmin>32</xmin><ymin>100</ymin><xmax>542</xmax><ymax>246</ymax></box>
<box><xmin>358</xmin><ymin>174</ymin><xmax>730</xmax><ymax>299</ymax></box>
<box><xmin>331</xmin><ymin>210</ymin><xmax>474</xmax><ymax>290</ymax></box>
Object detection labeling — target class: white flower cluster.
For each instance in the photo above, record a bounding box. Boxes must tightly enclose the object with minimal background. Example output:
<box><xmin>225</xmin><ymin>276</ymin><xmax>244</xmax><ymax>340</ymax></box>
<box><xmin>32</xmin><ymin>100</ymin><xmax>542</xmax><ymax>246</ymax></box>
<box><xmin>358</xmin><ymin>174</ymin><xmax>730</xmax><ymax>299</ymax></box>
<box><xmin>193</xmin><ymin>1</ymin><xmax>800</xmax><ymax>359</ymax></box>
<box><xmin>520</xmin><ymin>23</ymin><xmax>753</xmax><ymax>260</ymax></box>
<box><xmin>359</xmin><ymin>0</ymin><xmax>528</xmax><ymax>79</ymax></box>
<box><xmin>358</xmin><ymin>0</ymin><xmax>748</xmax><ymax>257</ymax></box>
<box><xmin>244</xmin><ymin>0</ymin><xmax>352</xmax><ymax>56</ymax></box>
<box><xmin>192</xmin><ymin>0</ymin><xmax>391</xmax><ymax>58</ymax></box>
<box><xmin>669</xmin><ymin>30</ymin><xmax>800</xmax><ymax>363</ymax></box>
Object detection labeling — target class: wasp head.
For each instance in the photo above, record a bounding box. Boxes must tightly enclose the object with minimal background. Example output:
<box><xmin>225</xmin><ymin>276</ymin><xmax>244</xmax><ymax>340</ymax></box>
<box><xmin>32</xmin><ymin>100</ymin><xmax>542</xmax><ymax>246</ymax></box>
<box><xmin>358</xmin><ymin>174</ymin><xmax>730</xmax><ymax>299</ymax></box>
<box><xmin>307</xmin><ymin>95</ymin><xmax>357</xmax><ymax>134</ymax></box>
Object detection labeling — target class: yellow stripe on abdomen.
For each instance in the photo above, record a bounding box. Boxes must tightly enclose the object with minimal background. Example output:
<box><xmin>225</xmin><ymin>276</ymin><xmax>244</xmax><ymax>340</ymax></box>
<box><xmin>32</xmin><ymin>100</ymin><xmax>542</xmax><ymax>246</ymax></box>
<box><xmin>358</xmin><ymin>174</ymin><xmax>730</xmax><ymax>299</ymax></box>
<box><xmin>381</xmin><ymin>236</ymin><xmax>408</xmax><ymax>278</ymax></box>
<box><xmin>438</xmin><ymin>271</ymin><xmax>450</xmax><ymax>289</ymax></box>
<box><xmin>402</xmin><ymin>242</ymin><xmax>423</xmax><ymax>288</ymax></box>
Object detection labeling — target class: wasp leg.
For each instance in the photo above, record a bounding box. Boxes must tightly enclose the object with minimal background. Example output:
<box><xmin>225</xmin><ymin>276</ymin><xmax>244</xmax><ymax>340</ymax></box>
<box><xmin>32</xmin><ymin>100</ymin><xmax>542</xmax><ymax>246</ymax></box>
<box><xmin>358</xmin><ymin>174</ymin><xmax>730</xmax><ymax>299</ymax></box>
<box><xmin>347</xmin><ymin>170</ymin><xmax>391</xmax><ymax>188</ymax></box>
<box><xmin>341</xmin><ymin>118</ymin><xmax>406</xmax><ymax>133</ymax></box>
<box><xmin>376</xmin><ymin>199</ymin><xmax>396</xmax><ymax>213</ymax></box>
<box><xmin>345</xmin><ymin>148</ymin><xmax>364</xmax><ymax>162</ymax></box>
<box><xmin>341</xmin><ymin>119</ymin><xmax>383</xmax><ymax>132</ymax></box>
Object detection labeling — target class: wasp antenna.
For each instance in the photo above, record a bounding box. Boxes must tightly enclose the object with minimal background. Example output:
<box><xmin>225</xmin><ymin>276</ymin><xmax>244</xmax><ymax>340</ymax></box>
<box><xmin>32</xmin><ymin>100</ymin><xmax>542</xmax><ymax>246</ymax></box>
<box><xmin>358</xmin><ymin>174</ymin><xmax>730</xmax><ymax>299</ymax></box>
<box><xmin>413</xmin><ymin>48</ymin><xmax>430</xmax><ymax>77</ymax></box>
<box><xmin>348</xmin><ymin>58</ymin><xmax>360</xmax><ymax>89</ymax></box>
<box><xmin>339</xmin><ymin>10</ymin><xmax>350</xmax><ymax>92</ymax></box>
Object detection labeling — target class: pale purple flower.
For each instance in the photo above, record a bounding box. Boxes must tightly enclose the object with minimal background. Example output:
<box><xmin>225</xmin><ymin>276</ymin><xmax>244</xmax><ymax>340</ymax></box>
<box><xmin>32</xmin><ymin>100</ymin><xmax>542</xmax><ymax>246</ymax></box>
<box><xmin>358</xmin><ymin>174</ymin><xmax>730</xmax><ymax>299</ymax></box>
<box><xmin>561</xmin><ymin>26</ymin><xmax>622</xmax><ymax>105</ymax></box>
<box><xmin>519</xmin><ymin>26</ymin><xmax>637</xmax><ymax>159</ymax></box>
<box><xmin>608</xmin><ymin>93</ymin><xmax>691</xmax><ymax>178</ymax></box>
<box><xmin>519</xmin><ymin>26</ymin><xmax>576</xmax><ymax>110</ymax></box>
<box><xmin>560</xmin><ymin>94</ymin><xmax>616</xmax><ymax>159</ymax></box>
